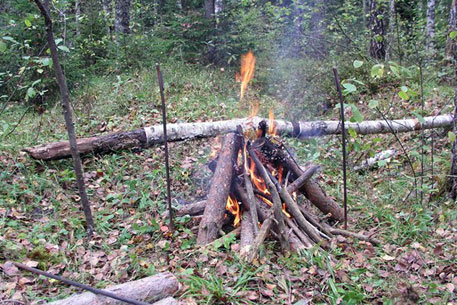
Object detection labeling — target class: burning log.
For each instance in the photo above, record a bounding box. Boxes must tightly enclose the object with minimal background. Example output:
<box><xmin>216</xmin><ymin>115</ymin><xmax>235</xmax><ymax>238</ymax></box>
<box><xmin>248</xmin><ymin>144</ymin><xmax>290</xmax><ymax>251</ymax></box>
<box><xmin>255</xmin><ymin>137</ymin><xmax>344</xmax><ymax>221</ymax></box>
<box><xmin>197</xmin><ymin>132</ymin><xmax>241</xmax><ymax>245</ymax></box>
<box><xmin>22</xmin><ymin>114</ymin><xmax>452</xmax><ymax>160</ymax></box>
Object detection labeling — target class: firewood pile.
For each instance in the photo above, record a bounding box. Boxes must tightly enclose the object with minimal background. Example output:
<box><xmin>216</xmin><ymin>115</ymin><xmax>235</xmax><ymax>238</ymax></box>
<box><xmin>173</xmin><ymin>119</ymin><xmax>379</xmax><ymax>262</ymax></box>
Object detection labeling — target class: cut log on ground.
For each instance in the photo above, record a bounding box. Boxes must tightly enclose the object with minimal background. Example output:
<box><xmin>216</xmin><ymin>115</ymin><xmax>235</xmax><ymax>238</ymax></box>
<box><xmin>23</xmin><ymin>114</ymin><xmax>452</xmax><ymax>160</ymax></box>
<box><xmin>197</xmin><ymin>132</ymin><xmax>241</xmax><ymax>245</ymax></box>
<box><xmin>47</xmin><ymin>272</ymin><xmax>179</xmax><ymax>305</ymax></box>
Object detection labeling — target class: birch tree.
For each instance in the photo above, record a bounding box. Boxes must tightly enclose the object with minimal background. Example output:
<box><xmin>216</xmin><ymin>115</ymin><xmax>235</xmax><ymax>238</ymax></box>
<box><xmin>446</xmin><ymin>0</ymin><xmax>457</xmax><ymax>58</ymax></box>
<box><xmin>426</xmin><ymin>0</ymin><xmax>436</xmax><ymax>52</ymax></box>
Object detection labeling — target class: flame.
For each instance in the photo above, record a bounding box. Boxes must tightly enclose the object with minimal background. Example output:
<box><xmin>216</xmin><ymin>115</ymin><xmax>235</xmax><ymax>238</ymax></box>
<box><xmin>239</xmin><ymin>50</ymin><xmax>256</xmax><ymax>101</ymax></box>
<box><xmin>268</xmin><ymin>109</ymin><xmax>277</xmax><ymax>136</ymax></box>
<box><xmin>249</xmin><ymin>100</ymin><xmax>260</xmax><ymax>118</ymax></box>
<box><xmin>257</xmin><ymin>195</ymin><xmax>291</xmax><ymax>218</ymax></box>
<box><xmin>226</xmin><ymin>195</ymin><xmax>241</xmax><ymax>227</ymax></box>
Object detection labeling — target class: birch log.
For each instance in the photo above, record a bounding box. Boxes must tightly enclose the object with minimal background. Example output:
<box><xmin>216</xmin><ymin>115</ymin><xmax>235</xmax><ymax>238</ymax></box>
<box><xmin>47</xmin><ymin>272</ymin><xmax>179</xmax><ymax>305</ymax></box>
<box><xmin>23</xmin><ymin>114</ymin><xmax>453</xmax><ymax>160</ymax></box>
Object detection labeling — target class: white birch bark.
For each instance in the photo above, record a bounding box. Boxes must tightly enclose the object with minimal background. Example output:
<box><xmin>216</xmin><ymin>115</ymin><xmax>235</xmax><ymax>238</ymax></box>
<box><xmin>354</xmin><ymin>149</ymin><xmax>396</xmax><ymax>171</ymax></box>
<box><xmin>426</xmin><ymin>0</ymin><xmax>436</xmax><ymax>52</ymax></box>
<box><xmin>47</xmin><ymin>272</ymin><xmax>179</xmax><ymax>305</ymax></box>
<box><xmin>23</xmin><ymin>114</ymin><xmax>454</xmax><ymax>160</ymax></box>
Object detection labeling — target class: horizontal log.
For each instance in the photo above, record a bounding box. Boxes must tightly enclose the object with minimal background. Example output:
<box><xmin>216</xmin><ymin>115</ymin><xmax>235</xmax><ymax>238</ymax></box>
<box><xmin>22</xmin><ymin>114</ymin><xmax>453</xmax><ymax>160</ymax></box>
<box><xmin>354</xmin><ymin>149</ymin><xmax>396</xmax><ymax>171</ymax></box>
<box><xmin>47</xmin><ymin>272</ymin><xmax>179</xmax><ymax>305</ymax></box>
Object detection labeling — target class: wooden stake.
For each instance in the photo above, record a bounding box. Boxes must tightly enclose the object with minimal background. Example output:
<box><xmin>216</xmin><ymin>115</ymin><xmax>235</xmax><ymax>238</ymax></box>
<box><xmin>156</xmin><ymin>63</ymin><xmax>174</xmax><ymax>231</ymax></box>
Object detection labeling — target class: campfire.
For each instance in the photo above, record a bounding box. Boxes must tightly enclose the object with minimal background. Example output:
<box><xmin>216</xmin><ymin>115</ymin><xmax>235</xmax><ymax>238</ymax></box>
<box><xmin>170</xmin><ymin>115</ymin><xmax>378</xmax><ymax>262</ymax></box>
<box><xmin>166</xmin><ymin>51</ymin><xmax>379</xmax><ymax>262</ymax></box>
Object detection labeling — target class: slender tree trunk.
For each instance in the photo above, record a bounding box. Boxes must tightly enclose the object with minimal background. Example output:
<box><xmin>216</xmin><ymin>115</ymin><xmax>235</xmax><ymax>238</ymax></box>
<box><xmin>362</xmin><ymin>0</ymin><xmax>367</xmax><ymax>25</ymax></box>
<box><xmin>450</xmin><ymin>43</ymin><xmax>457</xmax><ymax>199</ymax></box>
<box><xmin>204</xmin><ymin>0</ymin><xmax>215</xmax><ymax>19</ymax></box>
<box><xmin>426</xmin><ymin>0</ymin><xmax>436</xmax><ymax>53</ymax></box>
<box><xmin>214</xmin><ymin>0</ymin><xmax>223</xmax><ymax>15</ymax></box>
<box><xmin>32</xmin><ymin>0</ymin><xmax>95</xmax><ymax>236</ymax></box>
<box><xmin>368</xmin><ymin>0</ymin><xmax>386</xmax><ymax>60</ymax></box>
<box><xmin>446</xmin><ymin>0</ymin><xmax>457</xmax><ymax>58</ymax></box>
<box><xmin>114</xmin><ymin>0</ymin><xmax>131</xmax><ymax>34</ymax></box>
<box><xmin>75</xmin><ymin>0</ymin><xmax>81</xmax><ymax>37</ymax></box>
<box><xmin>386</xmin><ymin>0</ymin><xmax>396</xmax><ymax>60</ymax></box>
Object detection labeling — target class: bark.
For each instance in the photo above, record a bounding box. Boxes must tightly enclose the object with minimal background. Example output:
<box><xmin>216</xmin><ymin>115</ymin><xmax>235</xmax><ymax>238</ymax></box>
<box><xmin>450</xmin><ymin>43</ymin><xmax>457</xmax><ymax>199</ymax></box>
<box><xmin>114</xmin><ymin>0</ymin><xmax>131</xmax><ymax>34</ymax></box>
<box><xmin>240</xmin><ymin>212</ymin><xmax>255</xmax><ymax>256</ymax></box>
<box><xmin>322</xmin><ymin>224</ymin><xmax>380</xmax><ymax>245</ymax></box>
<box><xmin>197</xmin><ymin>133</ymin><xmax>240</xmax><ymax>245</ymax></box>
<box><xmin>385</xmin><ymin>0</ymin><xmax>396</xmax><ymax>60</ymax></box>
<box><xmin>204</xmin><ymin>0</ymin><xmax>215</xmax><ymax>19</ymax></box>
<box><xmin>248</xmin><ymin>145</ymin><xmax>290</xmax><ymax>252</ymax></box>
<box><xmin>102</xmin><ymin>0</ymin><xmax>113</xmax><ymax>34</ymax></box>
<box><xmin>75</xmin><ymin>0</ymin><xmax>81</xmax><ymax>37</ymax></box>
<box><xmin>245</xmin><ymin>217</ymin><xmax>273</xmax><ymax>263</ymax></box>
<box><xmin>368</xmin><ymin>0</ymin><xmax>386</xmax><ymax>60</ymax></box>
<box><xmin>163</xmin><ymin>200</ymin><xmax>206</xmax><ymax>218</ymax></box>
<box><xmin>152</xmin><ymin>297</ymin><xmax>179</xmax><ymax>305</ymax></box>
<box><xmin>32</xmin><ymin>0</ymin><xmax>94</xmax><ymax>236</ymax></box>
<box><xmin>286</xmin><ymin>165</ymin><xmax>320</xmax><ymax>194</ymax></box>
<box><xmin>48</xmin><ymin>273</ymin><xmax>180</xmax><ymax>305</ymax></box>
<box><xmin>446</xmin><ymin>0</ymin><xmax>457</xmax><ymax>58</ymax></box>
<box><xmin>426</xmin><ymin>0</ymin><xmax>436</xmax><ymax>52</ymax></box>
<box><xmin>354</xmin><ymin>149</ymin><xmax>396</xmax><ymax>171</ymax></box>
<box><xmin>22</xmin><ymin>114</ymin><xmax>453</xmax><ymax>161</ymax></box>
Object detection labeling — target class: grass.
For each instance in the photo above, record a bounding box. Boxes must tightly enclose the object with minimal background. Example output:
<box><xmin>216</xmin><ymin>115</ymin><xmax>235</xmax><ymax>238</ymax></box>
<box><xmin>1</xmin><ymin>59</ymin><xmax>457</xmax><ymax>304</ymax></box>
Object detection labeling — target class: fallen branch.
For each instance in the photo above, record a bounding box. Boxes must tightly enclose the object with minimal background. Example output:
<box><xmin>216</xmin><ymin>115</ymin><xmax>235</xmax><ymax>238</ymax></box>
<box><xmin>354</xmin><ymin>149</ymin><xmax>396</xmax><ymax>172</ymax></box>
<box><xmin>23</xmin><ymin>114</ymin><xmax>453</xmax><ymax>160</ymax></box>
<box><xmin>10</xmin><ymin>262</ymin><xmax>179</xmax><ymax>305</ymax></box>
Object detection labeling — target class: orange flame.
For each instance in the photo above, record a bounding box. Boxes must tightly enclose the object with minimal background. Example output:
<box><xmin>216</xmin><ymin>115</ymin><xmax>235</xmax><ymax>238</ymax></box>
<box><xmin>226</xmin><ymin>196</ymin><xmax>241</xmax><ymax>227</ymax></box>
<box><xmin>268</xmin><ymin>109</ymin><xmax>277</xmax><ymax>136</ymax></box>
<box><xmin>239</xmin><ymin>50</ymin><xmax>256</xmax><ymax>101</ymax></box>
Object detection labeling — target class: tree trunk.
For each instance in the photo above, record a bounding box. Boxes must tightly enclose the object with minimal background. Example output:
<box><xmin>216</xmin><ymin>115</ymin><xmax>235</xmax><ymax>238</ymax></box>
<box><xmin>204</xmin><ymin>0</ymin><xmax>215</xmax><ymax>19</ymax></box>
<box><xmin>385</xmin><ymin>0</ymin><xmax>396</xmax><ymax>60</ymax></box>
<box><xmin>368</xmin><ymin>0</ymin><xmax>386</xmax><ymax>60</ymax></box>
<box><xmin>446</xmin><ymin>0</ymin><xmax>457</xmax><ymax>58</ymax></box>
<box><xmin>32</xmin><ymin>0</ymin><xmax>95</xmax><ymax>236</ymax></box>
<box><xmin>48</xmin><ymin>273</ymin><xmax>180</xmax><ymax>305</ymax></box>
<box><xmin>114</xmin><ymin>0</ymin><xmax>131</xmax><ymax>34</ymax></box>
<box><xmin>450</xmin><ymin>44</ymin><xmax>457</xmax><ymax>199</ymax></box>
<box><xmin>102</xmin><ymin>0</ymin><xmax>113</xmax><ymax>35</ymax></box>
<box><xmin>75</xmin><ymin>0</ymin><xmax>81</xmax><ymax>37</ymax></box>
<box><xmin>426</xmin><ymin>0</ymin><xmax>436</xmax><ymax>52</ymax></box>
<box><xmin>22</xmin><ymin>114</ymin><xmax>454</xmax><ymax>161</ymax></box>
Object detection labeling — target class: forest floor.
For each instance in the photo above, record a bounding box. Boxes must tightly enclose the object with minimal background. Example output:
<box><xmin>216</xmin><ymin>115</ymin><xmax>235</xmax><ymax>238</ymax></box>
<box><xmin>0</xmin><ymin>61</ymin><xmax>456</xmax><ymax>304</ymax></box>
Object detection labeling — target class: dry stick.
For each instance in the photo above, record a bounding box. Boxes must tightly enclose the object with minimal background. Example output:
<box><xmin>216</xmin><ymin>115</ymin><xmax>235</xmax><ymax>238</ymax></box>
<box><xmin>246</xmin><ymin>217</ymin><xmax>274</xmax><ymax>263</ymax></box>
<box><xmin>322</xmin><ymin>224</ymin><xmax>381</xmax><ymax>246</ymax></box>
<box><xmin>333</xmin><ymin>67</ymin><xmax>348</xmax><ymax>230</ymax></box>
<box><xmin>237</xmin><ymin>125</ymin><xmax>259</xmax><ymax>237</ymax></box>
<box><xmin>286</xmin><ymin>165</ymin><xmax>320</xmax><ymax>194</ymax></box>
<box><xmin>12</xmin><ymin>262</ymin><xmax>152</xmax><ymax>305</ymax></box>
<box><xmin>240</xmin><ymin>211</ymin><xmax>255</xmax><ymax>257</ymax></box>
<box><xmin>156</xmin><ymin>64</ymin><xmax>174</xmax><ymax>231</ymax></box>
<box><xmin>270</xmin><ymin>172</ymin><xmax>323</xmax><ymax>244</ymax></box>
<box><xmin>284</xmin><ymin>217</ymin><xmax>313</xmax><ymax>248</ymax></box>
<box><xmin>297</xmin><ymin>205</ymin><xmax>331</xmax><ymax>237</ymax></box>
<box><xmin>32</xmin><ymin>0</ymin><xmax>94</xmax><ymax>236</ymax></box>
<box><xmin>248</xmin><ymin>144</ymin><xmax>290</xmax><ymax>252</ymax></box>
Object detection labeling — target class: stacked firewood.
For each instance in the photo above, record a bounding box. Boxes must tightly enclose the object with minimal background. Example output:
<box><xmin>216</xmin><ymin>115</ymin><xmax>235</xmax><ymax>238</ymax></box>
<box><xmin>173</xmin><ymin>121</ymin><xmax>379</xmax><ymax>262</ymax></box>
